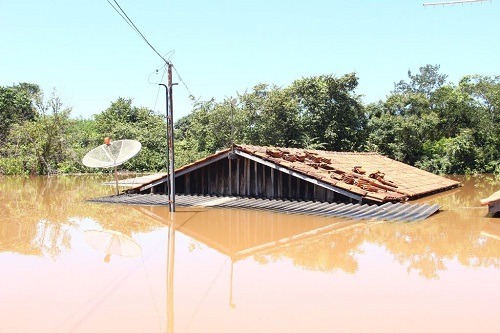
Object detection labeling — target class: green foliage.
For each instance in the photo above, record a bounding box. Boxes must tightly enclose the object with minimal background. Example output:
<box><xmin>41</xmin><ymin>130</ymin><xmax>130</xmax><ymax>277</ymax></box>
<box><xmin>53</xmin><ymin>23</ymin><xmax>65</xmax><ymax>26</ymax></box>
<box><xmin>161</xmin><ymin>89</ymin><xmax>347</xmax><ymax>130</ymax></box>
<box><xmin>1</xmin><ymin>91</ymin><xmax>76</xmax><ymax>175</ymax></box>
<box><xmin>367</xmin><ymin>66</ymin><xmax>499</xmax><ymax>175</ymax></box>
<box><xmin>175</xmin><ymin>74</ymin><xmax>366</xmax><ymax>157</ymax></box>
<box><xmin>174</xmin><ymin>139</ymin><xmax>208</xmax><ymax>168</ymax></box>
<box><xmin>460</xmin><ymin>75</ymin><xmax>500</xmax><ymax>174</ymax></box>
<box><xmin>0</xmin><ymin>83</ymin><xmax>39</xmax><ymax>143</ymax></box>
<box><xmin>444</xmin><ymin>129</ymin><xmax>479</xmax><ymax>174</ymax></box>
<box><xmin>0</xmin><ymin>157</ymin><xmax>27</xmax><ymax>175</ymax></box>
<box><xmin>174</xmin><ymin>83</ymin><xmax>303</xmax><ymax>156</ymax></box>
<box><xmin>1</xmin><ymin>68</ymin><xmax>498</xmax><ymax>176</ymax></box>
<box><xmin>239</xmin><ymin>84</ymin><xmax>303</xmax><ymax>147</ymax></box>
<box><xmin>291</xmin><ymin>73</ymin><xmax>366</xmax><ymax>151</ymax></box>
<box><xmin>365</xmin><ymin>101</ymin><xmax>440</xmax><ymax>165</ymax></box>
<box><xmin>174</xmin><ymin>99</ymin><xmax>223</xmax><ymax>155</ymax></box>
<box><xmin>393</xmin><ymin>64</ymin><xmax>448</xmax><ymax>97</ymax></box>
<box><xmin>92</xmin><ymin>98</ymin><xmax>168</xmax><ymax>172</ymax></box>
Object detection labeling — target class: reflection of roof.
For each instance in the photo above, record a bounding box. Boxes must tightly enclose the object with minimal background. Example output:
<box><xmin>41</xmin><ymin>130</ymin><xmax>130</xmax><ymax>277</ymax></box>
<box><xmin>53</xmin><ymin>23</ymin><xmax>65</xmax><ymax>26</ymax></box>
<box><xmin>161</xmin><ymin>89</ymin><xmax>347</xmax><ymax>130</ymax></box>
<box><xmin>129</xmin><ymin>144</ymin><xmax>460</xmax><ymax>203</ymax></box>
<box><xmin>134</xmin><ymin>206</ymin><xmax>362</xmax><ymax>261</ymax></box>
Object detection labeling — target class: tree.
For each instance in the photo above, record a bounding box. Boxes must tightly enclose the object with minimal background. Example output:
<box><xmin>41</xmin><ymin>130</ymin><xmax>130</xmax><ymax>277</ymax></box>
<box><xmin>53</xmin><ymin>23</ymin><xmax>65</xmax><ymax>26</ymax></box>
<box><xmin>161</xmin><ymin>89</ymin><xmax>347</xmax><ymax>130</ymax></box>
<box><xmin>238</xmin><ymin>84</ymin><xmax>303</xmax><ymax>147</ymax></box>
<box><xmin>0</xmin><ymin>83</ymin><xmax>39</xmax><ymax>143</ymax></box>
<box><xmin>1</xmin><ymin>90</ymin><xmax>74</xmax><ymax>175</ymax></box>
<box><xmin>393</xmin><ymin>64</ymin><xmax>448</xmax><ymax>98</ymax></box>
<box><xmin>367</xmin><ymin>66</ymin><xmax>499</xmax><ymax>174</ymax></box>
<box><xmin>175</xmin><ymin>99</ymin><xmax>224</xmax><ymax>155</ymax></box>
<box><xmin>366</xmin><ymin>65</ymin><xmax>448</xmax><ymax>167</ymax></box>
<box><xmin>365</xmin><ymin>103</ymin><xmax>439</xmax><ymax>165</ymax></box>
<box><xmin>93</xmin><ymin>98</ymin><xmax>168</xmax><ymax>172</ymax></box>
<box><xmin>291</xmin><ymin>73</ymin><xmax>366</xmax><ymax>151</ymax></box>
<box><xmin>430</xmin><ymin>84</ymin><xmax>480</xmax><ymax>138</ymax></box>
<box><xmin>459</xmin><ymin>75</ymin><xmax>500</xmax><ymax>173</ymax></box>
<box><xmin>176</xmin><ymin>74</ymin><xmax>366</xmax><ymax>159</ymax></box>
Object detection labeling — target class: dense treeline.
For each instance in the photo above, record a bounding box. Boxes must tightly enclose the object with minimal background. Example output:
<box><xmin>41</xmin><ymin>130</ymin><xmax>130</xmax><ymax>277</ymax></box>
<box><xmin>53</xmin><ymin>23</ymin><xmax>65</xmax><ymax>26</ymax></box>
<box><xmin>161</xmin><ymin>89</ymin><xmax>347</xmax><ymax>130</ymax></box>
<box><xmin>0</xmin><ymin>65</ymin><xmax>498</xmax><ymax>176</ymax></box>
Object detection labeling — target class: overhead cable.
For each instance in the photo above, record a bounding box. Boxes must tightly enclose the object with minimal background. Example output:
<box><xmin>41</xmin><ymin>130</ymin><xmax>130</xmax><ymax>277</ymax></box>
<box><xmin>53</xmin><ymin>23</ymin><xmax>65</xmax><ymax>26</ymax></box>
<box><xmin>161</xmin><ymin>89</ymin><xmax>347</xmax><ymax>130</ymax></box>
<box><xmin>106</xmin><ymin>1</ymin><xmax>197</xmax><ymax>102</ymax></box>
<box><xmin>173</xmin><ymin>66</ymin><xmax>195</xmax><ymax>101</ymax></box>
<box><xmin>106</xmin><ymin>0</ymin><xmax>170</xmax><ymax>65</ymax></box>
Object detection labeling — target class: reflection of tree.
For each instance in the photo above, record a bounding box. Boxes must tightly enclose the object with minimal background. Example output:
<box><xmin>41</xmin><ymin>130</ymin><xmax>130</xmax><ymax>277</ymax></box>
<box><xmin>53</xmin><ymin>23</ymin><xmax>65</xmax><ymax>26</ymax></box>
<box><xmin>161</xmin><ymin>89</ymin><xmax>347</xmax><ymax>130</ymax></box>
<box><xmin>277</xmin><ymin>203</ymin><xmax>499</xmax><ymax>279</ymax></box>
<box><xmin>33</xmin><ymin>219</ymin><xmax>69</xmax><ymax>259</ymax></box>
<box><xmin>377</xmin><ymin>174</ymin><xmax>500</xmax><ymax>278</ymax></box>
<box><xmin>3</xmin><ymin>174</ymin><xmax>498</xmax><ymax>278</ymax></box>
<box><xmin>0</xmin><ymin>175</ymin><xmax>164</xmax><ymax>259</ymax></box>
<box><xmin>265</xmin><ymin>176</ymin><xmax>499</xmax><ymax>277</ymax></box>
<box><xmin>0</xmin><ymin>217</ymin><xmax>41</xmax><ymax>256</ymax></box>
<box><xmin>132</xmin><ymin>174</ymin><xmax>499</xmax><ymax>279</ymax></box>
<box><xmin>366</xmin><ymin>213</ymin><xmax>500</xmax><ymax>279</ymax></box>
<box><xmin>427</xmin><ymin>174</ymin><xmax>499</xmax><ymax>209</ymax></box>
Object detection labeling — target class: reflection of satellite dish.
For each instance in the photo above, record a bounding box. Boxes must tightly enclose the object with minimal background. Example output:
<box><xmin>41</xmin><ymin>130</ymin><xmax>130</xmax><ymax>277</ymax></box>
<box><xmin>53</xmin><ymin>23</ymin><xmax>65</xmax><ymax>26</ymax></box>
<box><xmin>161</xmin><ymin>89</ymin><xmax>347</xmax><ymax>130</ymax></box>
<box><xmin>84</xmin><ymin>229</ymin><xmax>142</xmax><ymax>263</ymax></box>
<box><xmin>82</xmin><ymin>139</ymin><xmax>142</xmax><ymax>194</ymax></box>
<box><xmin>83</xmin><ymin>139</ymin><xmax>142</xmax><ymax>168</ymax></box>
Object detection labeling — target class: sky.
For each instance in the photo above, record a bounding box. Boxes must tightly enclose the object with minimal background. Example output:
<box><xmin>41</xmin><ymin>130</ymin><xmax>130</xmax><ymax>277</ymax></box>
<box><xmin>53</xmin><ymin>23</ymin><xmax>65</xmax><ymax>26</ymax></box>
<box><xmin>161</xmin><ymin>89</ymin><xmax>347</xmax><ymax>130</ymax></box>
<box><xmin>1</xmin><ymin>0</ymin><xmax>499</xmax><ymax>121</ymax></box>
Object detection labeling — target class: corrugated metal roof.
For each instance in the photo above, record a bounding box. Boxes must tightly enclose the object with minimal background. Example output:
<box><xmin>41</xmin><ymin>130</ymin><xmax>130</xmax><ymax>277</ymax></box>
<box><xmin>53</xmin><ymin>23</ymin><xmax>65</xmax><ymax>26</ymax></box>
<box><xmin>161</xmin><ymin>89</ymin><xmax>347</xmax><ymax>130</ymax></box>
<box><xmin>89</xmin><ymin>194</ymin><xmax>440</xmax><ymax>222</ymax></box>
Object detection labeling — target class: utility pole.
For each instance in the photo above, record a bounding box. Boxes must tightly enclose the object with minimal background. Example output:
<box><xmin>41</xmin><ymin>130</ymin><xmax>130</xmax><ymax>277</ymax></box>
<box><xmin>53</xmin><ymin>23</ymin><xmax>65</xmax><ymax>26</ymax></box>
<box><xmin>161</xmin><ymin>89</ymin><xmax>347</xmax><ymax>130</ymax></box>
<box><xmin>159</xmin><ymin>63</ymin><xmax>176</xmax><ymax>212</ymax></box>
<box><xmin>167</xmin><ymin>63</ymin><xmax>176</xmax><ymax>212</ymax></box>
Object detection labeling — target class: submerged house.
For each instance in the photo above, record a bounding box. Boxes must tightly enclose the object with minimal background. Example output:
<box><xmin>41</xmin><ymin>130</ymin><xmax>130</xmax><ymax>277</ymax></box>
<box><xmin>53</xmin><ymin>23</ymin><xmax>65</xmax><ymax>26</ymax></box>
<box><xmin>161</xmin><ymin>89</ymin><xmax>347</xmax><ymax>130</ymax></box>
<box><xmin>126</xmin><ymin>144</ymin><xmax>461</xmax><ymax>204</ymax></box>
<box><xmin>481</xmin><ymin>190</ymin><xmax>500</xmax><ymax>217</ymax></box>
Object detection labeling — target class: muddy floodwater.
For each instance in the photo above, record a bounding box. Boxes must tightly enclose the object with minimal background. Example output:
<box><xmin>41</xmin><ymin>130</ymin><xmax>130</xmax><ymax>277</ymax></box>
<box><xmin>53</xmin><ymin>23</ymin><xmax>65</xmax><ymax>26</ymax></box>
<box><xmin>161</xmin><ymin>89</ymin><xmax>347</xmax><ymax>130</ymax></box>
<box><xmin>1</xmin><ymin>174</ymin><xmax>499</xmax><ymax>333</ymax></box>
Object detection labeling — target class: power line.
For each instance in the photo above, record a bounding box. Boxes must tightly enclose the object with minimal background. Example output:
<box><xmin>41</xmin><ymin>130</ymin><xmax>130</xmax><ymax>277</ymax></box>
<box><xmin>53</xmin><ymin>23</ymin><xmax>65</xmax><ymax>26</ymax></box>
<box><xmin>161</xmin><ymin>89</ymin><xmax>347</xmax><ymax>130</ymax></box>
<box><xmin>105</xmin><ymin>1</ymin><xmax>196</xmax><ymax>104</ymax></box>
<box><xmin>105</xmin><ymin>0</ymin><xmax>135</xmax><ymax>31</ymax></box>
<box><xmin>105</xmin><ymin>0</ymin><xmax>170</xmax><ymax>65</ymax></box>
<box><xmin>153</xmin><ymin>66</ymin><xmax>168</xmax><ymax>111</ymax></box>
<box><xmin>173</xmin><ymin>65</ymin><xmax>195</xmax><ymax>101</ymax></box>
<box><xmin>150</xmin><ymin>51</ymin><xmax>175</xmax><ymax>112</ymax></box>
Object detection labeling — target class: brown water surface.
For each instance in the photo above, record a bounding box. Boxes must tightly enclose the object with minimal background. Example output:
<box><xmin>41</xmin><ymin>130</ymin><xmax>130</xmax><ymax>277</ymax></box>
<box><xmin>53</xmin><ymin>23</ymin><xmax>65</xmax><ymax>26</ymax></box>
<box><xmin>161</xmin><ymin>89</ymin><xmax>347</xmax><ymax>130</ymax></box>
<box><xmin>0</xmin><ymin>174</ymin><xmax>499</xmax><ymax>333</ymax></box>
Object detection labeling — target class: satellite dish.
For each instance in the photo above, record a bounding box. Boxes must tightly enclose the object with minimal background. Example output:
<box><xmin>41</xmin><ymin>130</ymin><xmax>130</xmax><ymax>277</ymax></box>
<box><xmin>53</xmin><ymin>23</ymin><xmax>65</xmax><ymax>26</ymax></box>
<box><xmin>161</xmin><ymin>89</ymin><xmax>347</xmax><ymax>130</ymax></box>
<box><xmin>83</xmin><ymin>138</ymin><xmax>142</xmax><ymax>194</ymax></box>
<box><xmin>83</xmin><ymin>139</ymin><xmax>142</xmax><ymax>168</ymax></box>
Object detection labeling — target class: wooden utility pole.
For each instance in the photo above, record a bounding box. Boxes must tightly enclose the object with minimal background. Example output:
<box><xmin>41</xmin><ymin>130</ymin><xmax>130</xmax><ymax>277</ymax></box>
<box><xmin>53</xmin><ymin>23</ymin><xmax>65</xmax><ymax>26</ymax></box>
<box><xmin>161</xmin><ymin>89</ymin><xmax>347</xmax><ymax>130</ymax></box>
<box><xmin>167</xmin><ymin>63</ymin><xmax>176</xmax><ymax>212</ymax></box>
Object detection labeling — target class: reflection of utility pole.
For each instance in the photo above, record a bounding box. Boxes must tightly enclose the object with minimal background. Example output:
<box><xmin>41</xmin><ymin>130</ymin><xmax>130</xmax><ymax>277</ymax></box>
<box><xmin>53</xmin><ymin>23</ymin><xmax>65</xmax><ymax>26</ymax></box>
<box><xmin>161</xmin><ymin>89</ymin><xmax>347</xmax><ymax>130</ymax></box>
<box><xmin>166</xmin><ymin>216</ymin><xmax>175</xmax><ymax>333</ymax></box>
<box><xmin>229</xmin><ymin>260</ymin><xmax>236</xmax><ymax>309</ymax></box>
